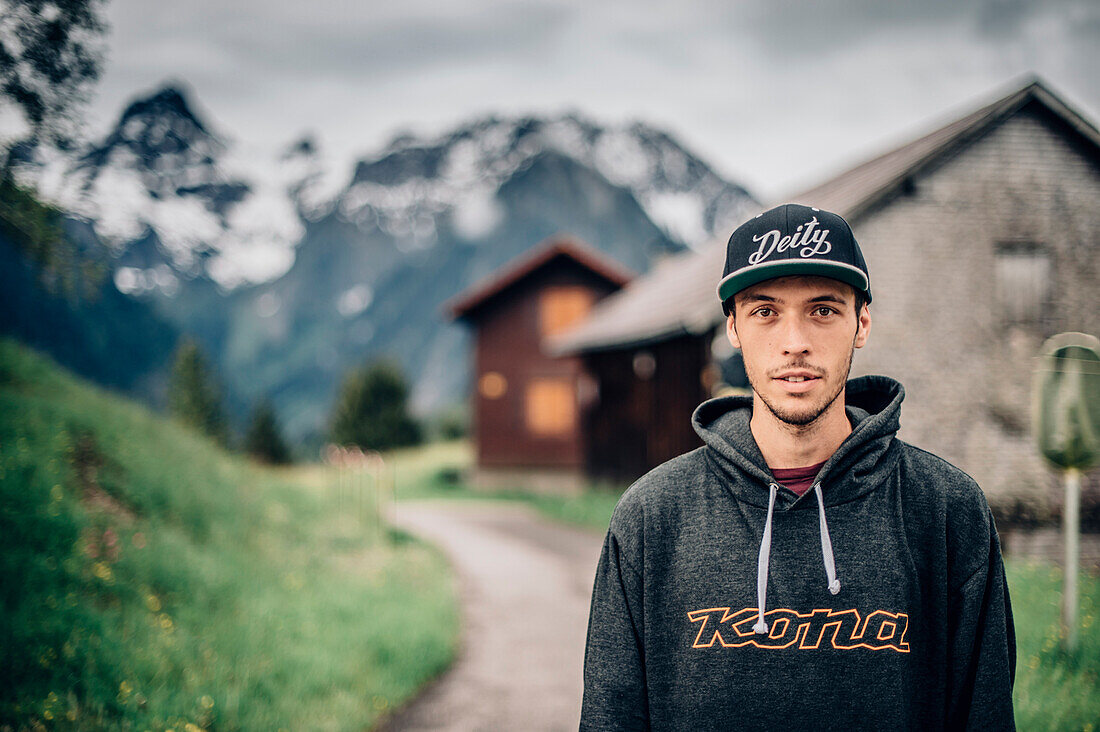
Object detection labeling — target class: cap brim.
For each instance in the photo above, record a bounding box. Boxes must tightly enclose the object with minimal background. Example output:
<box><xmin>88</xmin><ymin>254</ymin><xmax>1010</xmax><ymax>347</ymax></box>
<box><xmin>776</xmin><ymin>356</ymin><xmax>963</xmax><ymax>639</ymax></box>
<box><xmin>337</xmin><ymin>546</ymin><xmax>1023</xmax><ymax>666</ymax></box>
<box><xmin>717</xmin><ymin>260</ymin><xmax>871</xmax><ymax>305</ymax></box>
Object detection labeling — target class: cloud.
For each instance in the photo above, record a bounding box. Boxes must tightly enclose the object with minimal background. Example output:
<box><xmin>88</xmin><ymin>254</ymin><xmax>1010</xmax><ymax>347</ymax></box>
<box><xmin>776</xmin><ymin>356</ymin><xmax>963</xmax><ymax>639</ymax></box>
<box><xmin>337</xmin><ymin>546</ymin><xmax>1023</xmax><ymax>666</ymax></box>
<box><xmin>87</xmin><ymin>0</ymin><xmax>1100</xmax><ymax>196</ymax></box>
<box><xmin>222</xmin><ymin>3</ymin><xmax>572</xmax><ymax>81</ymax></box>
<box><xmin>736</xmin><ymin>0</ymin><xmax>1097</xmax><ymax>52</ymax></box>
<box><xmin>106</xmin><ymin>0</ymin><xmax>572</xmax><ymax>81</ymax></box>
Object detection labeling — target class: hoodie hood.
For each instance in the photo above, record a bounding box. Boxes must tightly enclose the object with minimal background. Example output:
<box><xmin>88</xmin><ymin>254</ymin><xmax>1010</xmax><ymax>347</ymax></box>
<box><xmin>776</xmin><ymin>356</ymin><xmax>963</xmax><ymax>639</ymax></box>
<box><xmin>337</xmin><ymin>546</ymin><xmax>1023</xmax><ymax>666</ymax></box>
<box><xmin>693</xmin><ymin>374</ymin><xmax>905</xmax><ymax>510</ymax></box>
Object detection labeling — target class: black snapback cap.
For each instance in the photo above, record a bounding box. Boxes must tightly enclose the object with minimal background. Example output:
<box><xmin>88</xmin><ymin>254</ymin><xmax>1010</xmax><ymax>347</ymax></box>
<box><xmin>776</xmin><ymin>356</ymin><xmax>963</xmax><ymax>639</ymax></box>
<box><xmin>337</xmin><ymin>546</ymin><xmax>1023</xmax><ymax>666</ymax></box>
<box><xmin>717</xmin><ymin>203</ymin><xmax>871</xmax><ymax>313</ymax></box>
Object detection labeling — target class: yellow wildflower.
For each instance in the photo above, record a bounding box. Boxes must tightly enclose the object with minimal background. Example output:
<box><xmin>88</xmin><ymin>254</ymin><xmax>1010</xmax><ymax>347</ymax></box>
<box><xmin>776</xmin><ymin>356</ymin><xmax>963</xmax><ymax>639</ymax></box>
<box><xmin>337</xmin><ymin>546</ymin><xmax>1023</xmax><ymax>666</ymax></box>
<box><xmin>92</xmin><ymin>562</ymin><xmax>113</xmax><ymax>582</ymax></box>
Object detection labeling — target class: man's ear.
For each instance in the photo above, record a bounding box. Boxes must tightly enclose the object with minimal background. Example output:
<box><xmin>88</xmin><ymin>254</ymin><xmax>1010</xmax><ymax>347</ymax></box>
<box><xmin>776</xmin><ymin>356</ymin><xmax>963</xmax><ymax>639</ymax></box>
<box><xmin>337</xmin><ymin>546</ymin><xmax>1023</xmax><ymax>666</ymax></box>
<box><xmin>854</xmin><ymin>304</ymin><xmax>871</xmax><ymax>349</ymax></box>
<box><xmin>726</xmin><ymin>313</ymin><xmax>741</xmax><ymax>349</ymax></box>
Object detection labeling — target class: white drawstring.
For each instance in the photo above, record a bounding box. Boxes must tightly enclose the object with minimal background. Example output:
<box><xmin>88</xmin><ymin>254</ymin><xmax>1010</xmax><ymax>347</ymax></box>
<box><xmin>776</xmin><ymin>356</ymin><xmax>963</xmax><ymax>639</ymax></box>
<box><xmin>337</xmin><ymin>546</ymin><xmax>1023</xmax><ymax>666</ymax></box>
<box><xmin>753</xmin><ymin>481</ymin><xmax>842</xmax><ymax>635</ymax></box>
<box><xmin>753</xmin><ymin>483</ymin><xmax>778</xmax><ymax>634</ymax></box>
<box><xmin>813</xmin><ymin>483</ymin><xmax>842</xmax><ymax>595</ymax></box>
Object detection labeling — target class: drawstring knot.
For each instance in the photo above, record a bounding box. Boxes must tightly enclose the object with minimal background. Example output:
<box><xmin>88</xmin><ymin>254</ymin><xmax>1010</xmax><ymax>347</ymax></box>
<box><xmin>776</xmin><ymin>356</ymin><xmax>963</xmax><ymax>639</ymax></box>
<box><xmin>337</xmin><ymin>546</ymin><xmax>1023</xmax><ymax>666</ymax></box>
<box><xmin>753</xmin><ymin>480</ymin><xmax>842</xmax><ymax>634</ymax></box>
<box><xmin>813</xmin><ymin>483</ymin><xmax>841</xmax><ymax>595</ymax></box>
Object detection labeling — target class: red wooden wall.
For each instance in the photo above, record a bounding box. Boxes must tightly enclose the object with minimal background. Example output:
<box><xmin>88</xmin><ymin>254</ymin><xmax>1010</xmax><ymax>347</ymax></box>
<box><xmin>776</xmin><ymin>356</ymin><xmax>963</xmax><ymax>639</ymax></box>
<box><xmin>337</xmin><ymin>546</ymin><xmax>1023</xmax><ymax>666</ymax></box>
<box><xmin>470</xmin><ymin>259</ymin><xmax>622</xmax><ymax>470</ymax></box>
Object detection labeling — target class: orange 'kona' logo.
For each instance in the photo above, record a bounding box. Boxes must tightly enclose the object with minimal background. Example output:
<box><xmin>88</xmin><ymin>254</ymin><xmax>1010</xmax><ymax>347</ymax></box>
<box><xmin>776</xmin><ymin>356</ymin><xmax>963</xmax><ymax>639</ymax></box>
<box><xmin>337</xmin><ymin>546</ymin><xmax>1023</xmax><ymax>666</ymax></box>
<box><xmin>687</xmin><ymin>607</ymin><xmax>910</xmax><ymax>653</ymax></box>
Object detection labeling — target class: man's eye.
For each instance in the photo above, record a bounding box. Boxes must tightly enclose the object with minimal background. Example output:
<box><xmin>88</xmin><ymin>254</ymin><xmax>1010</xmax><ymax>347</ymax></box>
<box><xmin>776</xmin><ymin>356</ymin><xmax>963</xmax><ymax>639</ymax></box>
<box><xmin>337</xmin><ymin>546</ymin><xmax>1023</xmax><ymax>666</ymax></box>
<box><xmin>753</xmin><ymin>307</ymin><xmax>774</xmax><ymax>317</ymax></box>
<box><xmin>813</xmin><ymin>306</ymin><xmax>836</xmax><ymax>317</ymax></box>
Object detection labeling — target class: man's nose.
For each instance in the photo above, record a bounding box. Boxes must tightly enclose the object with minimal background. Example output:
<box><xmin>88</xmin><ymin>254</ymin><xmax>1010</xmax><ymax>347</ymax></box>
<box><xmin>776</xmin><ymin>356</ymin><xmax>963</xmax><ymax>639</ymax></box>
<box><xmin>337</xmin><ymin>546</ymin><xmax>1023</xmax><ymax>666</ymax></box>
<box><xmin>780</xmin><ymin>317</ymin><xmax>811</xmax><ymax>355</ymax></box>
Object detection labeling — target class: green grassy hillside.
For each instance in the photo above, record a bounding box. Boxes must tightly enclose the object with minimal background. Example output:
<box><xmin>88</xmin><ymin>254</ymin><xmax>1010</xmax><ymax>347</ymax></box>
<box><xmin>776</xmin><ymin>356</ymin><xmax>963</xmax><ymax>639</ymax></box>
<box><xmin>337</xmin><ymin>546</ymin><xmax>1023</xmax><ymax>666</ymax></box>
<box><xmin>0</xmin><ymin>339</ymin><xmax>457</xmax><ymax>730</ymax></box>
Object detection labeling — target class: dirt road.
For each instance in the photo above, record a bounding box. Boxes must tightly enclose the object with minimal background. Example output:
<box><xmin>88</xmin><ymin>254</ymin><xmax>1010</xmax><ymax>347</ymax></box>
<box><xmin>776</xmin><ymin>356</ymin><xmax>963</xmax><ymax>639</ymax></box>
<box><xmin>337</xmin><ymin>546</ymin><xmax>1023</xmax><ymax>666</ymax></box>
<box><xmin>383</xmin><ymin>500</ymin><xmax>605</xmax><ymax>732</ymax></box>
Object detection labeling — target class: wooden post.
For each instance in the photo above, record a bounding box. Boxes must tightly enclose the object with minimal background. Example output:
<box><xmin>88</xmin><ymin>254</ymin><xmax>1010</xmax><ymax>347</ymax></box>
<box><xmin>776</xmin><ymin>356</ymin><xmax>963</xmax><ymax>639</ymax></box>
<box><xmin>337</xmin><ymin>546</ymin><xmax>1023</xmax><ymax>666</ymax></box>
<box><xmin>1063</xmin><ymin>467</ymin><xmax>1081</xmax><ymax>651</ymax></box>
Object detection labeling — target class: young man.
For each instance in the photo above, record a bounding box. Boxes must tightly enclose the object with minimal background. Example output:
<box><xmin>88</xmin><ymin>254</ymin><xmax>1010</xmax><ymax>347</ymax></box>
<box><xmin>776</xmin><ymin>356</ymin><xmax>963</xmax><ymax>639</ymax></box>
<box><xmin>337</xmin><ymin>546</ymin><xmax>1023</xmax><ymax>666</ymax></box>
<box><xmin>581</xmin><ymin>204</ymin><xmax>1016</xmax><ymax>731</ymax></box>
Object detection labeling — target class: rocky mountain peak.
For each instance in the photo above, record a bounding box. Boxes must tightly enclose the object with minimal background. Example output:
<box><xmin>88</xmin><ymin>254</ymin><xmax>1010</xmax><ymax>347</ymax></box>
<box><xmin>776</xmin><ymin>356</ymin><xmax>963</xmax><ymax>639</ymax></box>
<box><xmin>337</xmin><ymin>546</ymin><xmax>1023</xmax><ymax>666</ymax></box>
<box><xmin>117</xmin><ymin>85</ymin><xmax>210</xmax><ymax>135</ymax></box>
<box><xmin>82</xmin><ymin>83</ymin><xmax>223</xmax><ymax>177</ymax></box>
<box><xmin>14</xmin><ymin>82</ymin><xmax>308</xmax><ymax>288</ymax></box>
<box><xmin>340</xmin><ymin>110</ymin><xmax>756</xmax><ymax>248</ymax></box>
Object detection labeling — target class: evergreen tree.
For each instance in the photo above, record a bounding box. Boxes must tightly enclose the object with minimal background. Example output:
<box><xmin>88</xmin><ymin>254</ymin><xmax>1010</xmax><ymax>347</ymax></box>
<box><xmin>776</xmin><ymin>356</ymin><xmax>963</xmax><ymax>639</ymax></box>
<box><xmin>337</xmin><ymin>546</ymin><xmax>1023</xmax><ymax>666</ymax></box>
<box><xmin>167</xmin><ymin>339</ymin><xmax>229</xmax><ymax>446</ymax></box>
<box><xmin>244</xmin><ymin>399</ymin><xmax>291</xmax><ymax>464</ymax></box>
<box><xmin>1</xmin><ymin>0</ymin><xmax>110</xmax><ymax>292</ymax></box>
<box><xmin>330</xmin><ymin>360</ymin><xmax>421</xmax><ymax>451</ymax></box>
<box><xmin>0</xmin><ymin>176</ymin><xmax>66</xmax><ymax>274</ymax></box>
<box><xmin>1</xmin><ymin>0</ymin><xmax>108</xmax><ymax>156</ymax></box>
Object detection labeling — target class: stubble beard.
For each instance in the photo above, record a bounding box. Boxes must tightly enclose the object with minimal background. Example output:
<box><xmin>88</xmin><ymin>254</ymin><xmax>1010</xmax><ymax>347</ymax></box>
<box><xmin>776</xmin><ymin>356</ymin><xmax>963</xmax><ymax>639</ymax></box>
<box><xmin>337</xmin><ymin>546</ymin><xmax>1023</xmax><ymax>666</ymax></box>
<box><xmin>751</xmin><ymin>342</ymin><xmax>856</xmax><ymax>428</ymax></box>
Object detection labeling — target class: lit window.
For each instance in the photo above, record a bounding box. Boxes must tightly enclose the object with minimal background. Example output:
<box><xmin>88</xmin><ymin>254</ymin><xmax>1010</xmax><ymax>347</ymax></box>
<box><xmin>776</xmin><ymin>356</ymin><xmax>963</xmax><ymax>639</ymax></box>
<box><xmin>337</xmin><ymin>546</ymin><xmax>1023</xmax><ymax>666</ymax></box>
<box><xmin>539</xmin><ymin>287</ymin><xmax>594</xmax><ymax>337</ymax></box>
<box><xmin>525</xmin><ymin>378</ymin><xmax>575</xmax><ymax>436</ymax></box>
<box><xmin>479</xmin><ymin>372</ymin><xmax>507</xmax><ymax>399</ymax></box>
<box><xmin>994</xmin><ymin>243</ymin><xmax>1050</xmax><ymax>326</ymax></box>
<box><xmin>632</xmin><ymin>351</ymin><xmax>656</xmax><ymax>380</ymax></box>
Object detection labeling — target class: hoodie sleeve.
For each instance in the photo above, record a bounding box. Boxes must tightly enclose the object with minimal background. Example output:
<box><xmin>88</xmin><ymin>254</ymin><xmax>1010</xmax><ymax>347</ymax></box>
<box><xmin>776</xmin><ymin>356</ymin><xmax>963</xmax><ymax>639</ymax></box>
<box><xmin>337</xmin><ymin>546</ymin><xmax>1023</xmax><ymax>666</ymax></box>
<box><xmin>946</xmin><ymin>507</ymin><xmax>1017</xmax><ymax>731</ymax></box>
<box><xmin>581</xmin><ymin>527</ymin><xmax>648</xmax><ymax>731</ymax></box>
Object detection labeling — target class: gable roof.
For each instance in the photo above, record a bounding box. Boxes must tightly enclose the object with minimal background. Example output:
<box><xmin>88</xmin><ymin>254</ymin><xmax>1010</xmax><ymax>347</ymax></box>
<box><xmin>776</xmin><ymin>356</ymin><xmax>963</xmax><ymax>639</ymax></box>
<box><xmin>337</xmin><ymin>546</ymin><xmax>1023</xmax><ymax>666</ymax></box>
<box><xmin>446</xmin><ymin>233</ymin><xmax>635</xmax><ymax>321</ymax></box>
<box><xmin>552</xmin><ymin>76</ymin><xmax>1100</xmax><ymax>354</ymax></box>
<box><xmin>791</xmin><ymin>76</ymin><xmax>1100</xmax><ymax>220</ymax></box>
<box><xmin>546</xmin><ymin>243</ymin><xmax>723</xmax><ymax>354</ymax></box>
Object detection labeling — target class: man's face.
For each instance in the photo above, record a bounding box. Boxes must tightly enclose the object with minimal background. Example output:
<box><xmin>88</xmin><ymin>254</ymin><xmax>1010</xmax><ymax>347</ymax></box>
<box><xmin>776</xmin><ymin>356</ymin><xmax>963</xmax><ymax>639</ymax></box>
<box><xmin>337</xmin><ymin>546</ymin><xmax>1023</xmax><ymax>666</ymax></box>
<box><xmin>726</xmin><ymin>275</ymin><xmax>871</xmax><ymax>427</ymax></box>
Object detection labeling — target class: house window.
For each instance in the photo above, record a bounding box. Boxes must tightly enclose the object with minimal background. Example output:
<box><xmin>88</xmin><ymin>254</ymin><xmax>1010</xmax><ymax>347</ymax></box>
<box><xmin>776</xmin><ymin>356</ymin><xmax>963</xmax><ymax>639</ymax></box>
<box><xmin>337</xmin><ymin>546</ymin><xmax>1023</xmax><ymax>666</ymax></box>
<box><xmin>632</xmin><ymin>351</ymin><xmax>656</xmax><ymax>380</ymax></box>
<box><xmin>539</xmin><ymin>286</ymin><xmax>594</xmax><ymax>337</ymax></box>
<box><xmin>994</xmin><ymin>243</ymin><xmax>1050</xmax><ymax>326</ymax></box>
<box><xmin>525</xmin><ymin>378</ymin><xmax>575</xmax><ymax>436</ymax></box>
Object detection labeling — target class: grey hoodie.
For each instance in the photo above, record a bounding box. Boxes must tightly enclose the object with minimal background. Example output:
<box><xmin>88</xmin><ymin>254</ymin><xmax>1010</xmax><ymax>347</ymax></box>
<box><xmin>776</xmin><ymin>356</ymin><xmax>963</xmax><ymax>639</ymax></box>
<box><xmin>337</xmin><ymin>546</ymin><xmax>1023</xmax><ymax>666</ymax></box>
<box><xmin>581</xmin><ymin>375</ymin><xmax>1015</xmax><ymax>731</ymax></box>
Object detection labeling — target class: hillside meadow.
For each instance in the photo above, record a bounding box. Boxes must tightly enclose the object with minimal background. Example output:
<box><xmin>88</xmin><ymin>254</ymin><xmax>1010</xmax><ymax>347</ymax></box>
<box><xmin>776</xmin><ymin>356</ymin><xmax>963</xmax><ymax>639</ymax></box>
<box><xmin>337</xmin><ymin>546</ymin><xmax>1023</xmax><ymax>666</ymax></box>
<box><xmin>0</xmin><ymin>339</ymin><xmax>458</xmax><ymax>731</ymax></box>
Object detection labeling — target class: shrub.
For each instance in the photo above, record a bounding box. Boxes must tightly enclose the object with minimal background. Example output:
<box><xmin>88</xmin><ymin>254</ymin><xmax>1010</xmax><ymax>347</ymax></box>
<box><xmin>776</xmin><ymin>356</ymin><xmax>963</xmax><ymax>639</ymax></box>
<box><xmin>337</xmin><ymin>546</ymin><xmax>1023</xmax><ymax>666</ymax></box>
<box><xmin>329</xmin><ymin>360</ymin><xmax>421</xmax><ymax>451</ymax></box>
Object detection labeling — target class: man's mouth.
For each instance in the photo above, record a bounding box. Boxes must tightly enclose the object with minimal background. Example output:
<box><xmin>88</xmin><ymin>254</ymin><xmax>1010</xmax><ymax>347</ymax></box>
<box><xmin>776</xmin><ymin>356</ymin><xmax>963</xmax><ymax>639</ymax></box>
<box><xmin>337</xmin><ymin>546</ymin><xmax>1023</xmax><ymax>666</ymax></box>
<box><xmin>774</xmin><ymin>371</ymin><xmax>822</xmax><ymax>382</ymax></box>
<box><xmin>771</xmin><ymin>369</ymin><xmax>824</xmax><ymax>391</ymax></box>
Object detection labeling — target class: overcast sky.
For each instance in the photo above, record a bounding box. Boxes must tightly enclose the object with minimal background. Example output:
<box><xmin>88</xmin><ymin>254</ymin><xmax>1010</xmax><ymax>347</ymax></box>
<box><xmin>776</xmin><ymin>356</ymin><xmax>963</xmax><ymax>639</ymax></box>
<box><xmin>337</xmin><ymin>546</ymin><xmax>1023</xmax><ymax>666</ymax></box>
<box><xmin>85</xmin><ymin>0</ymin><xmax>1099</xmax><ymax>200</ymax></box>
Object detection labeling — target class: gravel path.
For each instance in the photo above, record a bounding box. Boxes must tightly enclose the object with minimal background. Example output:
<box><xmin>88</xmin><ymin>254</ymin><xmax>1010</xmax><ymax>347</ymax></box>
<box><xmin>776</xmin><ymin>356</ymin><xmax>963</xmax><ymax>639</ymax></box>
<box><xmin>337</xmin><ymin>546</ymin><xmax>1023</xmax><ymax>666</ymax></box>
<box><xmin>382</xmin><ymin>500</ymin><xmax>605</xmax><ymax>732</ymax></box>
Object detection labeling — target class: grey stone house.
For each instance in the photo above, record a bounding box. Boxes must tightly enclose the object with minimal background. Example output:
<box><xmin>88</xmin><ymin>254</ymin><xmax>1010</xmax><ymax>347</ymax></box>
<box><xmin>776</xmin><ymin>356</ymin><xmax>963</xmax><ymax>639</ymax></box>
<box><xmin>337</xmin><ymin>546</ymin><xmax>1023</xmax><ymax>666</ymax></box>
<box><xmin>555</xmin><ymin>77</ymin><xmax>1100</xmax><ymax>522</ymax></box>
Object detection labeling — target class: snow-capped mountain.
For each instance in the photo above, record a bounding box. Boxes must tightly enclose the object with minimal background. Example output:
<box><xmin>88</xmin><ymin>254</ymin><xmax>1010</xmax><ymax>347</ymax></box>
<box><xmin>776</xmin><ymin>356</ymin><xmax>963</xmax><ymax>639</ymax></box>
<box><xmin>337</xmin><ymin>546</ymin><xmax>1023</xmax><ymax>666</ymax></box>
<box><xmin>13</xmin><ymin>83</ymin><xmax>758</xmax><ymax>445</ymax></box>
<box><xmin>336</xmin><ymin>112</ymin><xmax>755</xmax><ymax>252</ymax></box>
<box><xmin>17</xmin><ymin>88</ymin><xmax>754</xmax><ymax>295</ymax></box>
<box><xmin>17</xmin><ymin>86</ymin><xmax>341</xmax><ymax>292</ymax></box>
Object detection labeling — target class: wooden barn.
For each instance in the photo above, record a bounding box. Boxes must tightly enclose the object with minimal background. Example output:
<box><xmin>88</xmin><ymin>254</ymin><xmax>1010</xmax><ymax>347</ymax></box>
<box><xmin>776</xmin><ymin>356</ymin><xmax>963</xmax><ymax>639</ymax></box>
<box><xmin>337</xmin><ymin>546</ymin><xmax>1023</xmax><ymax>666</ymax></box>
<box><xmin>554</xmin><ymin>76</ymin><xmax>1100</xmax><ymax>515</ymax></box>
<box><xmin>447</xmin><ymin>235</ymin><xmax>634</xmax><ymax>490</ymax></box>
<box><xmin>545</xmin><ymin>251</ymin><xmax>728</xmax><ymax>481</ymax></box>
